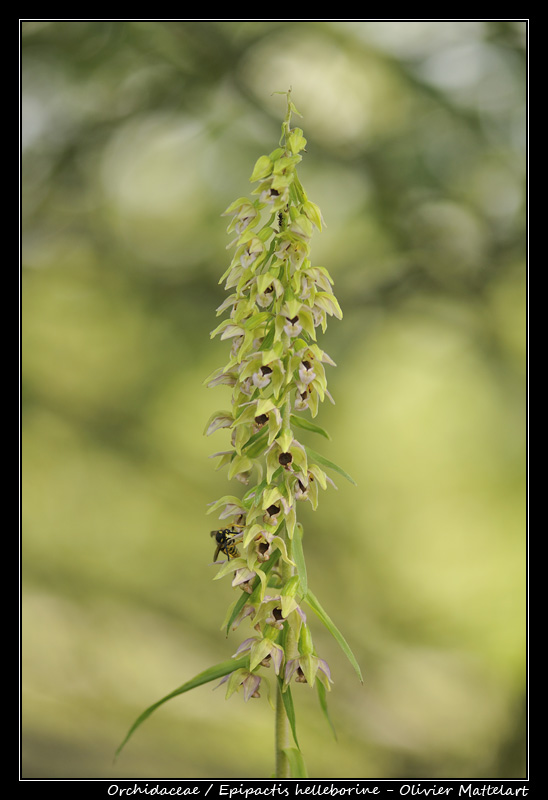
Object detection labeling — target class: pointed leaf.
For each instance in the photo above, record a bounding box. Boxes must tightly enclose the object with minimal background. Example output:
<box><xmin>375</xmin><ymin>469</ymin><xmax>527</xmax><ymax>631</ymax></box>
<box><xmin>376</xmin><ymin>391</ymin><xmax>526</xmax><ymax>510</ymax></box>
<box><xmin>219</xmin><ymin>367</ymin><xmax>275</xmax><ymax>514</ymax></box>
<box><xmin>283</xmin><ymin>747</ymin><xmax>309</xmax><ymax>779</ymax></box>
<box><xmin>290</xmin><ymin>415</ymin><xmax>331</xmax><ymax>440</ymax></box>
<box><xmin>292</xmin><ymin>523</ymin><xmax>308</xmax><ymax>597</ymax></box>
<box><xmin>278</xmin><ymin>677</ymin><xmax>301</xmax><ymax>750</ymax></box>
<box><xmin>305</xmin><ymin>589</ymin><xmax>363</xmax><ymax>683</ymax></box>
<box><xmin>225</xmin><ymin>589</ymin><xmax>250</xmax><ymax>636</ymax></box>
<box><xmin>115</xmin><ymin>657</ymin><xmax>248</xmax><ymax>759</ymax></box>
<box><xmin>260</xmin><ymin>322</ymin><xmax>276</xmax><ymax>351</ymax></box>
<box><xmin>317</xmin><ymin>680</ymin><xmax>337</xmax><ymax>741</ymax></box>
<box><xmin>242</xmin><ymin>427</ymin><xmax>268</xmax><ymax>458</ymax></box>
<box><xmin>243</xmin><ymin>311</ymin><xmax>271</xmax><ymax>331</ymax></box>
<box><xmin>209</xmin><ymin>318</ymin><xmax>237</xmax><ymax>339</ymax></box>
<box><xmin>304</xmin><ymin>445</ymin><xmax>357</xmax><ymax>486</ymax></box>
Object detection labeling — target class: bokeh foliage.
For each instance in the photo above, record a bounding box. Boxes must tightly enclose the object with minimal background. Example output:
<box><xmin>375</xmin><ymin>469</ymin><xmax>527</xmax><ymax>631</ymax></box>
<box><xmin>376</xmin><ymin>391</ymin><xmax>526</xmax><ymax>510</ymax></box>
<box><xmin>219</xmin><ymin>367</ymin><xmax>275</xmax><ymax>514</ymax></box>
<box><xmin>21</xmin><ymin>20</ymin><xmax>526</xmax><ymax>780</ymax></box>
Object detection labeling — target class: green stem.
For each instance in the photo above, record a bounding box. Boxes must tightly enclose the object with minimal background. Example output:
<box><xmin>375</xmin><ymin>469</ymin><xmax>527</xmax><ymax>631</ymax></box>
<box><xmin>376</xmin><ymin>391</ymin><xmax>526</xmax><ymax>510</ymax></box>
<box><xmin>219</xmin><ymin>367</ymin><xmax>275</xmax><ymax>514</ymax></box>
<box><xmin>275</xmin><ymin>680</ymin><xmax>291</xmax><ymax>778</ymax></box>
<box><xmin>282</xmin><ymin>398</ymin><xmax>292</xmax><ymax>433</ymax></box>
<box><xmin>275</xmin><ymin>403</ymin><xmax>295</xmax><ymax>778</ymax></box>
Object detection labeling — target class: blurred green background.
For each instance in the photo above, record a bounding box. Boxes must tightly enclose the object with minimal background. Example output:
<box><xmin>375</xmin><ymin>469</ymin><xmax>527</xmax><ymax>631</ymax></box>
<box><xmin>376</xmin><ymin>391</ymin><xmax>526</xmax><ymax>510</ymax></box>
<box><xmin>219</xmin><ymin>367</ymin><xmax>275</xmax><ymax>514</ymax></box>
<box><xmin>21</xmin><ymin>20</ymin><xmax>527</xmax><ymax>780</ymax></box>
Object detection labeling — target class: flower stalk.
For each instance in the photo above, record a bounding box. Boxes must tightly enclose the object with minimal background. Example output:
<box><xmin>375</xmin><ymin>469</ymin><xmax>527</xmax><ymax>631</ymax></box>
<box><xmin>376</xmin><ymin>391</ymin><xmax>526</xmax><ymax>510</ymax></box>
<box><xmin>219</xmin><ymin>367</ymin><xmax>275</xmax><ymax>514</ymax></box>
<box><xmin>205</xmin><ymin>91</ymin><xmax>354</xmax><ymax>777</ymax></box>
<box><xmin>116</xmin><ymin>91</ymin><xmax>361</xmax><ymax>779</ymax></box>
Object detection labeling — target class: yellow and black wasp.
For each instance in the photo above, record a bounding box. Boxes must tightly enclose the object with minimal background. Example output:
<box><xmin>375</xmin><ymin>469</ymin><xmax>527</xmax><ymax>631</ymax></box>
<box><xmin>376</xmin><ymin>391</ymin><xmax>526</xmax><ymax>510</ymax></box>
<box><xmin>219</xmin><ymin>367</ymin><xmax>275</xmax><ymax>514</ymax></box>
<box><xmin>210</xmin><ymin>525</ymin><xmax>244</xmax><ymax>563</ymax></box>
